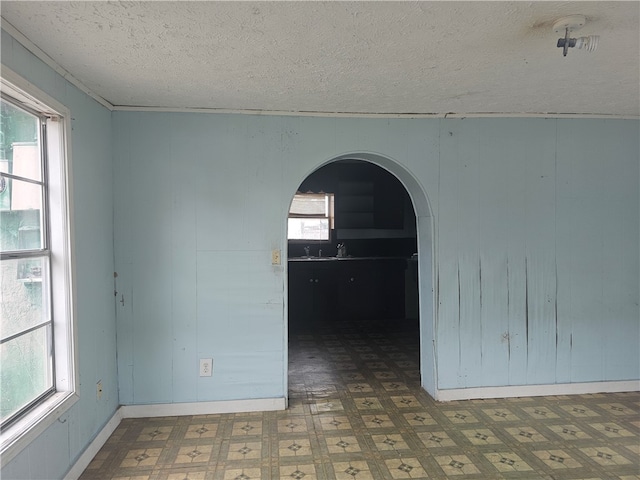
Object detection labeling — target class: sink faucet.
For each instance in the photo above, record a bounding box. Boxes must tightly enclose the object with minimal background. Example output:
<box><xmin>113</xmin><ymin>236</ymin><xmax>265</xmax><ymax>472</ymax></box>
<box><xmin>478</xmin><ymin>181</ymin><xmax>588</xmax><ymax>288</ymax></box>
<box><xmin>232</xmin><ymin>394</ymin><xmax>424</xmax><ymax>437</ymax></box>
<box><xmin>304</xmin><ymin>246</ymin><xmax>310</xmax><ymax>257</ymax></box>
<box><xmin>318</xmin><ymin>249</ymin><xmax>322</xmax><ymax>257</ymax></box>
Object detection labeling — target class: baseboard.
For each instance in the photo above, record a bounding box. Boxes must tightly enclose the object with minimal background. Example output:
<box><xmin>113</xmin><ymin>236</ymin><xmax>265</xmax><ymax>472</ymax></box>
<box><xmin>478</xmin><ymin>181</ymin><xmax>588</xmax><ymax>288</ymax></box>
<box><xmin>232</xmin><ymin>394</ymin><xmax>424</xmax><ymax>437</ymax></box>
<box><xmin>119</xmin><ymin>397</ymin><xmax>286</xmax><ymax>418</ymax></box>
<box><xmin>63</xmin><ymin>383</ymin><xmax>635</xmax><ymax>478</ymax></box>
<box><xmin>64</xmin><ymin>409</ymin><xmax>122</xmax><ymax>480</ymax></box>
<box><xmin>435</xmin><ymin>380</ymin><xmax>640</xmax><ymax>402</ymax></box>
<box><xmin>65</xmin><ymin>397</ymin><xmax>285</xmax><ymax>479</ymax></box>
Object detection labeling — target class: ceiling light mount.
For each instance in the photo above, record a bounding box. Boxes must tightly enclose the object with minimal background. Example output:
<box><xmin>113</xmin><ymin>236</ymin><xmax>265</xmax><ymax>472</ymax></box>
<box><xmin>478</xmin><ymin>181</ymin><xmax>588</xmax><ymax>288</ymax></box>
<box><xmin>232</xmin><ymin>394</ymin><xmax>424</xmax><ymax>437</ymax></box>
<box><xmin>553</xmin><ymin>15</ymin><xmax>599</xmax><ymax>57</ymax></box>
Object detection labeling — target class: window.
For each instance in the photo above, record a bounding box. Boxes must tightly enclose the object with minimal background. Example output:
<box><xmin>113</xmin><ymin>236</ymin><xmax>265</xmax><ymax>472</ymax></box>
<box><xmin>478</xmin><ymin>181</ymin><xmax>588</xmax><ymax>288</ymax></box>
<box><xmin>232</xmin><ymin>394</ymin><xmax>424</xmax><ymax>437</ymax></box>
<box><xmin>0</xmin><ymin>68</ymin><xmax>76</xmax><ymax>461</ymax></box>
<box><xmin>0</xmin><ymin>96</ymin><xmax>52</xmax><ymax>426</ymax></box>
<box><xmin>288</xmin><ymin>192</ymin><xmax>334</xmax><ymax>241</ymax></box>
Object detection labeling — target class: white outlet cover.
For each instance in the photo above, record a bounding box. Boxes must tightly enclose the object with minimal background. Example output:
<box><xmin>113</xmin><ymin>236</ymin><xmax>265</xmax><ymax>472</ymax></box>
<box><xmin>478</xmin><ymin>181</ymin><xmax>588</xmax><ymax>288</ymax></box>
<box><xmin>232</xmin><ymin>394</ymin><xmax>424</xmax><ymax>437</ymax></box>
<box><xmin>199</xmin><ymin>358</ymin><xmax>213</xmax><ymax>377</ymax></box>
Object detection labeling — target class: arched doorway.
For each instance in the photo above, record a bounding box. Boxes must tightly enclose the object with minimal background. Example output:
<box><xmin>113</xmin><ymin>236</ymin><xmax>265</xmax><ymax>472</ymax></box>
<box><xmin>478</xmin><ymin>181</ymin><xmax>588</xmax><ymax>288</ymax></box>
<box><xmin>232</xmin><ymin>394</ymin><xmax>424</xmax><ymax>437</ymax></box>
<box><xmin>285</xmin><ymin>153</ymin><xmax>435</xmax><ymax>401</ymax></box>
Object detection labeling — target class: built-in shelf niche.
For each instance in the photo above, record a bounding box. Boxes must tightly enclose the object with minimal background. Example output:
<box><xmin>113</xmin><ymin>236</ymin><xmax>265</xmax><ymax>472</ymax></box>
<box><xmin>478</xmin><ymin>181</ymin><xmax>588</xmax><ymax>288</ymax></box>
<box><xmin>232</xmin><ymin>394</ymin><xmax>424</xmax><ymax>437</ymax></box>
<box><xmin>335</xmin><ymin>181</ymin><xmax>374</xmax><ymax>229</ymax></box>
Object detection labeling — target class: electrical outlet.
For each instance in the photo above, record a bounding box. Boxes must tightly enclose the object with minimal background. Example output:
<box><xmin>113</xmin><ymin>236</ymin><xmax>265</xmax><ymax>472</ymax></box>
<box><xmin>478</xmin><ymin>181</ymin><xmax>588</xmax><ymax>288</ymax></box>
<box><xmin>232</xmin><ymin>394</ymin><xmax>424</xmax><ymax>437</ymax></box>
<box><xmin>96</xmin><ymin>380</ymin><xmax>103</xmax><ymax>400</ymax></box>
<box><xmin>271</xmin><ymin>249</ymin><xmax>281</xmax><ymax>265</ymax></box>
<box><xmin>199</xmin><ymin>358</ymin><xmax>213</xmax><ymax>377</ymax></box>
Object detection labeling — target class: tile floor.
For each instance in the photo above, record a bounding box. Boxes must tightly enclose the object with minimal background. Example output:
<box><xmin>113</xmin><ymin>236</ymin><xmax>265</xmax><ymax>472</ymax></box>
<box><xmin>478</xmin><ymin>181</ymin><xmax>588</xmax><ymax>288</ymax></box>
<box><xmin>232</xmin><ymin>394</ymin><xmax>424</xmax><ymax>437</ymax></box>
<box><xmin>80</xmin><ymin>319</ymin><xmax>639</xmax><ymax>479</ymax></box>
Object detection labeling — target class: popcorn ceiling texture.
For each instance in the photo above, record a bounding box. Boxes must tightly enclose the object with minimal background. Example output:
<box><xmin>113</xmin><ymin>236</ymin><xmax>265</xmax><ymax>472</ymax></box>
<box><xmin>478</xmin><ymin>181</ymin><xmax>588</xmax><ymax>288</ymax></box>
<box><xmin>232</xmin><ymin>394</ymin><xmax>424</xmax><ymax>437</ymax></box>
<box><xmin>1</xmin><ymin>1</ymin><xmax>638</xmax><ymax>115</ymax></box>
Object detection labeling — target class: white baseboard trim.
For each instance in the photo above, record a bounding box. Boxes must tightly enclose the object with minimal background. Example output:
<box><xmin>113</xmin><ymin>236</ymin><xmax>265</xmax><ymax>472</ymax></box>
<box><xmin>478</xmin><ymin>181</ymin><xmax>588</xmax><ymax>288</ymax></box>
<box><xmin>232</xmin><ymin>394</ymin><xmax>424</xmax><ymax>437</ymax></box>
<box><xmin>120</xmin><ymin>397</ymin><xmax>286</xmax><ymax>419</ymax></box>
<box><xmin>65</xmin><ymin>397</ymin><xmax>285</xmax><ymax>479</ymax></box>
<box><xmin>64</xmin><ymin>409</ymin><xmax>122</xmax><ymax>480</ymax></box>
<box><xmin>435</xmin><ymin>380</ymin><xmax>640</xmax><ymax>402</ymax></box>
<box><xmin>63</xmin><ymin>383</ymin><xmax>637</xmax><ymax>478</ymax></box>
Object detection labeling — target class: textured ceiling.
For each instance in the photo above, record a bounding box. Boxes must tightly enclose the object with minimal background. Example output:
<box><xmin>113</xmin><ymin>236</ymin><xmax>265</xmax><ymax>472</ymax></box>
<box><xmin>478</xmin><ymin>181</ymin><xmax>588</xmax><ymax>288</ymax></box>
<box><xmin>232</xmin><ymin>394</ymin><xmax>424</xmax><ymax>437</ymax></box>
<box><xmin>1</xmin><ymin>1</ymin><xmax>639</xmax><ymax>115</ymax></box>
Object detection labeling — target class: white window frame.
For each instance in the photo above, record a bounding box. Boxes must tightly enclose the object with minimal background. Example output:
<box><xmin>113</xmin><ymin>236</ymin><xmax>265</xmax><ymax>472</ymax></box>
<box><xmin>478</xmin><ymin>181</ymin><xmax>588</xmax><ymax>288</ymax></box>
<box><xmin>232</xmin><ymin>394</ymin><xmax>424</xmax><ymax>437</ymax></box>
<box><xmin>0</xmin><ymin>66</ymin><xmax>78</xmax><ymax>464</ymax></box>
<box><xmin>287</xmin><ymin>192</ymin><xmax>335</xmax><ymax>241</ymax></box>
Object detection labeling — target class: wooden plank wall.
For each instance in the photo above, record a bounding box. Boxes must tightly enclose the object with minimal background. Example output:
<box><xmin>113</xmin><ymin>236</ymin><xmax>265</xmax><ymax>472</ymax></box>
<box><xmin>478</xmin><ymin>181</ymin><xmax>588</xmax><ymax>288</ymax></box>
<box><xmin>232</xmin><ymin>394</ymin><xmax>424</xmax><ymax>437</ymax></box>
<box><xmin>436</xmin><ymin>118</ymin><xmax>639</xmax><ymax>389</ymax></box>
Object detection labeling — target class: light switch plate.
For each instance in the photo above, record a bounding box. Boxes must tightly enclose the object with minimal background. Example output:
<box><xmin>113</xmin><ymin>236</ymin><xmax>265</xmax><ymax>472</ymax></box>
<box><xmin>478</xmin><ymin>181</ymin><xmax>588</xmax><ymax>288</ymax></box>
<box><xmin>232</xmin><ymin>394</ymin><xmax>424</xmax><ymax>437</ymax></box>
<box><xmin>271</xmin><ymin>249</ymin><xmax>281</xmax><ymax>265</ymax></box>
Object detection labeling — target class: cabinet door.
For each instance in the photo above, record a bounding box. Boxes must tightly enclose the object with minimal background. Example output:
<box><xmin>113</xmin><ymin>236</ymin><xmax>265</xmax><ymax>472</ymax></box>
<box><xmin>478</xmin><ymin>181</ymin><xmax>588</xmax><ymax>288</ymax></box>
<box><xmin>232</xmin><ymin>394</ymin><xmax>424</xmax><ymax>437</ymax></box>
<box><xmin>289</xmin><ymin>262</ymin><xmax>337</xmax><ymax>332</ymax></box>
<box><xmin>288</xmin><ymin>263</ymin><xmax>315</xmax><ymax>332</ymax></box>
<box><xmin>312</xmin><ymin>265</ymin><xmax>336</xmax><ymax>327</ymax></box>
<box><xmin>338</xmin><ymin>262</ymin><xmax>379</xmax><ymax>321</ymax></box>
<box><xmin>378</xmin><ymin>260</ymin><xmax>406</xmax><ymax>319</ymax></box>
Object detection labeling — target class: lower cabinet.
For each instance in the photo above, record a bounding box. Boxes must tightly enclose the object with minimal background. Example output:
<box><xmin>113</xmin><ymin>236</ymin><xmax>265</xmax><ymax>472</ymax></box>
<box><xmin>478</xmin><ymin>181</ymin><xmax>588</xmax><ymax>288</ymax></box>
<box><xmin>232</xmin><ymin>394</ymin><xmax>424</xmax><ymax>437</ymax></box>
<box><xmin>288</xmin><ymin>259</ymin><xmax>406</xmax><ymax>331</ymax></box>
<box><xmin>377</xmin><ymin>260</ymin><xmax>406</xmax><ymax>320</ymax></box>
<box><xmin>288</xmin><ymin>262</ymin><xmax>335</xmax><ymax>332</ymax></box>
<box><xmin>337</xmin><ymin>261</ymin><xmax>379</xmax><ymax>321</ymax></box>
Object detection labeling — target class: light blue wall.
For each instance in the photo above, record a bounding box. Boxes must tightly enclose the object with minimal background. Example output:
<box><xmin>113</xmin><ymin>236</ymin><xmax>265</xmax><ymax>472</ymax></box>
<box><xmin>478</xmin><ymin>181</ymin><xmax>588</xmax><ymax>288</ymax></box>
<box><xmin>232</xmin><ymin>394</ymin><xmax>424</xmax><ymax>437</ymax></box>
<box><xmin>113</xmin><ymin>112</ymin><xmax>639</xmax><ymax>404</ymax></box>
<box><xmin>1</xmin><ymin>30</ymin><xmax>117</xmax><ymax>479</ymax></box>
<box><xmin>436</xmin><ymin>118</ymin><xmax>639</xmax><ymax>388</ymax></box>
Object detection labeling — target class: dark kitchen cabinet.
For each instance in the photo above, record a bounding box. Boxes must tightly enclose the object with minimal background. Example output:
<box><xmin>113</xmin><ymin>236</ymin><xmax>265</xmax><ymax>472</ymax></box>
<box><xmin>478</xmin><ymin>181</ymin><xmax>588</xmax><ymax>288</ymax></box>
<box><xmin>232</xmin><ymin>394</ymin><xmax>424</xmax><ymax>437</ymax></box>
<box><xmin>376</xmin><ymin>259</ymin><xmax>406</xmax><ymax>319</ymax></box>
<box><xmin>338</xmin><ymin>261</ymin><xmax>379</xmax><ymax>321</ymax></box>
<box><xmin>288</xmin><ymin>259</ymin><xmax>406</xmax><ymax>331</ymax></box>
<box><xmin>338</xmin><ymin>259</ymin><xmax>405</xmax><ymax>321</ymax></box>
<box><xmin>288</xmin><ymin>262</ymin><xmax>335</xmax><ymax>332</ymax></box>
<box><xmin>335</xmin><ymin>175</ymin><xmax>405</xmax><ymax>231</ymax></box>
<box><xmin>335</xmin><ymin>181</ymin><xmax>375</xmax><ymax>229</ymax></box>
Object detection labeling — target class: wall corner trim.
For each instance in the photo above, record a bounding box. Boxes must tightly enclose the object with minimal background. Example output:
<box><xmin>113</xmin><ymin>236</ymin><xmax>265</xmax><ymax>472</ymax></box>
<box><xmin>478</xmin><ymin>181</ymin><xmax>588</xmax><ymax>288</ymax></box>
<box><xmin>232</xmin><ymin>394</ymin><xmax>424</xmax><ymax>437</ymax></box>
<box><xmin>64</xmin><ymin>408</ymin><xmax>123</xmax><ymax>480</ymax></box>
<box><xmin>435</xmin><ymin>380</ymin><xmax>640</xmax><ymax>402</ymax></box>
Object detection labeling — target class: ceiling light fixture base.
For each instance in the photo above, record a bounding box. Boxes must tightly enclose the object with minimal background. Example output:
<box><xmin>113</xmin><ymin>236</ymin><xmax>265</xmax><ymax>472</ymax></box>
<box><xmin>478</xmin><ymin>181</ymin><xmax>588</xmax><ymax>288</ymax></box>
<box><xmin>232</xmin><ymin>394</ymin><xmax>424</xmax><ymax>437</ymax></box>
<box><xmin>552</xmin><ymin>15</ymin><xmax>587</xmax><ymax>34</ymax></box>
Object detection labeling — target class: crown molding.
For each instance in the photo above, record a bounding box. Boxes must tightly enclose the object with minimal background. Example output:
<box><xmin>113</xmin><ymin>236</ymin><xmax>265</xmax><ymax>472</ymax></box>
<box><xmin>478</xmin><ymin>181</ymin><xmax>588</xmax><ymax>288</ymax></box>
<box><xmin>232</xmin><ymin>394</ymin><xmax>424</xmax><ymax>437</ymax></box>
<box><xmin>1</xmin><ymin>20</ymin><xmax>114</xmax><ymax>111</ymax></box>
<box><xmin>112</xmin><ymin>105</ymin><xmax>639</xmax><ymax>119</ymax></box>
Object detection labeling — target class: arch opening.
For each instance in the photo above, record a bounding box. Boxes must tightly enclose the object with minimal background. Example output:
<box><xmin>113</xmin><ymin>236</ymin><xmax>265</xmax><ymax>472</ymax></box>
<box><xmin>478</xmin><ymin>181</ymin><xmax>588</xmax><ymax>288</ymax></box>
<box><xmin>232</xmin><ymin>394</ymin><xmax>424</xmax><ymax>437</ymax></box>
<box><xmin>285</xmin><ymin>153</ymin><xmax>436</xmax><ymax>401</ymax></box>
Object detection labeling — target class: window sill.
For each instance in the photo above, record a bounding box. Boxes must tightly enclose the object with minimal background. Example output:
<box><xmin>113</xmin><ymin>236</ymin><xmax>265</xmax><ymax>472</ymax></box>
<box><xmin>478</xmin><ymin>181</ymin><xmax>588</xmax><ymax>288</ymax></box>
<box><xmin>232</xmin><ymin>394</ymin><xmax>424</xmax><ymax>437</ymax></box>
<box><xmin>0</xmin><ymin>391</ymin><xmax>78</xmax><ymax>465</ymax></box>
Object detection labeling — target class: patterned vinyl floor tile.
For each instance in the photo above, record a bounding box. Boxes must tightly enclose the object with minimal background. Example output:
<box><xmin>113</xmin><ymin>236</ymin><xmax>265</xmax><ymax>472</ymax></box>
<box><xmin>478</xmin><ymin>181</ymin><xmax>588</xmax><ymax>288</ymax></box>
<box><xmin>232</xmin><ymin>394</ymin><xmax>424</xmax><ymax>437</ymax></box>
<box><xmin>80</xmin><ymin>319</ymin><xmax>640</xmax><ymax>480</ymax></box>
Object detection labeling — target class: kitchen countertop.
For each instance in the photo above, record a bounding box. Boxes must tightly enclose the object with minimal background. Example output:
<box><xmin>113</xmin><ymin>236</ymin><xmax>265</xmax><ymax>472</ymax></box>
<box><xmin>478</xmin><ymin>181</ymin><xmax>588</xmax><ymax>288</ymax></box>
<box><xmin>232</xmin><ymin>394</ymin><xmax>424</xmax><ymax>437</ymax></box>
<box><xmin>288</xmin><ymin>256</ymin><xmax>411</xmax><ymax>262</ymax></box>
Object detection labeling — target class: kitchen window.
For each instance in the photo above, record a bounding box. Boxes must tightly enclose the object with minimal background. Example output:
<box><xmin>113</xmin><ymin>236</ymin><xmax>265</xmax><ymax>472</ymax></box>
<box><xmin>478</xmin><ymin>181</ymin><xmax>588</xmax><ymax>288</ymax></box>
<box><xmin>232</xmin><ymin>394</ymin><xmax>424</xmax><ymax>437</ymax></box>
<box><xmin>288</xmin><ymin>192</ymin><xmax>334</xmax><ymax>241</ymax></box>
<box><xmin>0</xmin><ymin>69</ymin><xmax>77</xmax><ymax>461</ymax></box>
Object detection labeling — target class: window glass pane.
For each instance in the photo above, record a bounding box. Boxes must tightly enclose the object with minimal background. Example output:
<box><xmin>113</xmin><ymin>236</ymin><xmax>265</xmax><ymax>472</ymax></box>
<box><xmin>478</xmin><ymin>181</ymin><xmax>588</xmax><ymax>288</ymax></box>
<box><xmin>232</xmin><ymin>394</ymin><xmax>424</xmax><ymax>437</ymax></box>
<box><xmin>0</xmin><ymin>257</ymin><xmax>49</xmax><ymax>339</ymax></box>
<box><xmin>0</xmin><ymin>99</ymin><xmax>41</xmax><ymax>182</ymax></box>
<box><xmin>0</xmin><ymin>324</ymin><xmax>53</xmax><ymax>423</ymax></box>
<box><xmin>288</xmin><ymin>218</ymin><xmax>329</xmax><ymax>240</ymax></box>
<box><xmin>0</xmin><ymin>177</ymin><xmax>43</xmax><ymax>252</ymax></box>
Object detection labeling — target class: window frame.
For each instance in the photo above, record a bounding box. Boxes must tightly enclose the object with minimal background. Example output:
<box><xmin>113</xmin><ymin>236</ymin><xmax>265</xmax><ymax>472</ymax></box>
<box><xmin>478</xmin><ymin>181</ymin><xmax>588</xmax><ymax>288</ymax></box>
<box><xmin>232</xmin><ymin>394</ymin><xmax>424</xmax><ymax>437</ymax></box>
<box><xmin>287</xmin><ymin>192</ymin><xmax>335</xmax><ymax>242</ymax></box>
<box><xmin>0</xmin><ymin>97</ymin><xmax>56</xmax><ymax>427</ymax></box>
<box><xmin>0</xmin><ymin>66</ymin><xmax>78</xmax><ymax>463</ymax></box>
